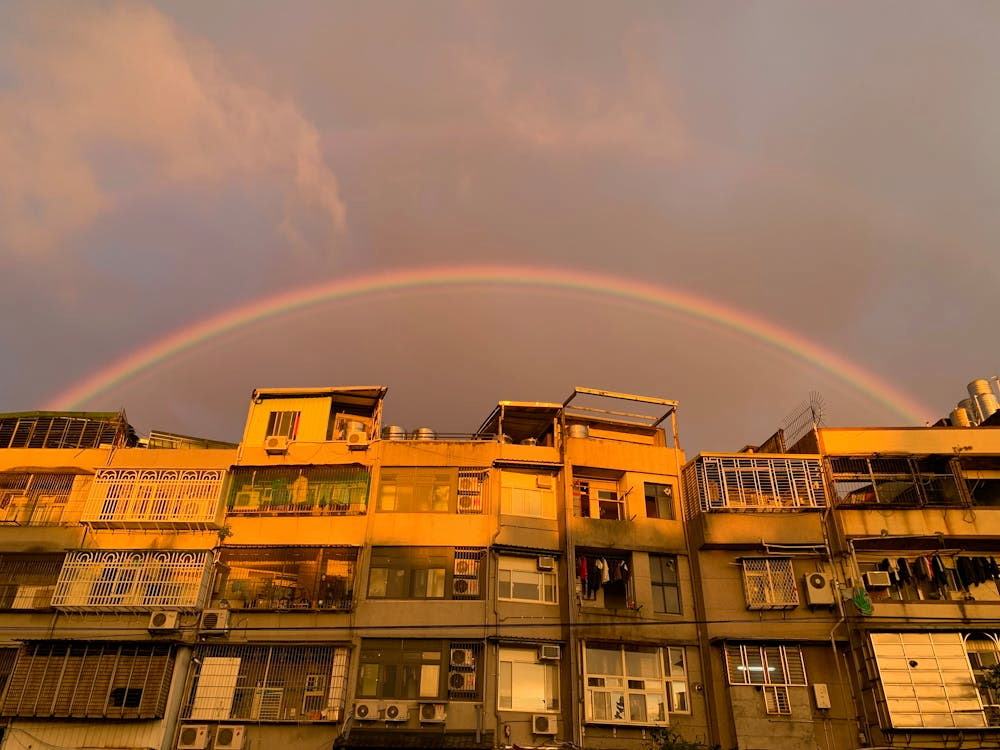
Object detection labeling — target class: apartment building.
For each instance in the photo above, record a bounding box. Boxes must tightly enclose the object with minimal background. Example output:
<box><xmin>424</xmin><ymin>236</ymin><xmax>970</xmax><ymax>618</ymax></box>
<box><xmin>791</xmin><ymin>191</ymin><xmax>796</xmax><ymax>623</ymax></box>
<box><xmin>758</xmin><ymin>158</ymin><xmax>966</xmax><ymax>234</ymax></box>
<box><xmin>0</xmin><ymin>388</ymin><xmax>703</xmax><ymax>750</ymax></box>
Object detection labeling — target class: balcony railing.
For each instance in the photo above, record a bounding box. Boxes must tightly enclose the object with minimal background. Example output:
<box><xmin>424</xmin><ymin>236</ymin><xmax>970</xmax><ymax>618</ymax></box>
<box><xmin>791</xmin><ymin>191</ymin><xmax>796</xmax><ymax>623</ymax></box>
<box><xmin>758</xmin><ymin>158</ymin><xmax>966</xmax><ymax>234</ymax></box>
<box><xmin>52</xmin><ymin>550</ymin><xmax>213</xmax><ymax>611</ymax></box>
<box><xmin>0</xmin><ymin>472</ymin><xmax>85</xmax><ymax>526</ymax></box>
<box><xmin>228</xmin><ymin>466</ymin><xmax>369</xmax><ymax>516</ymax></box>
<box><xmin>0</xmin><ymin>554</ymin><xmax>63</xmax><ymax>610</ymax></box>
<box><xmin>683</xmin><ymin>456</ymin><xmax>827</xmax><ymax>516</ymax></box>
<box><xmin>82</xmin><ymin>468</ymin><xmax>225</xmax><ymax>529</ymax></box>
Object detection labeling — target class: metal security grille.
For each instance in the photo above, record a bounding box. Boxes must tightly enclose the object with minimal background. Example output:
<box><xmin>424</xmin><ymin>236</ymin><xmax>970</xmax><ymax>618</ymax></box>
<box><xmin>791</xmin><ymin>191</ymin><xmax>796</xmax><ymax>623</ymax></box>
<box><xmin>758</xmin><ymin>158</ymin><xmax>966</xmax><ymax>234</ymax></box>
<box><xmin>763</xmin><ymin>685</ymin><xmax>791</xmax><ymax>714</ymax></box>
<box><xmin>829</xmin><ymin>456</ymin><xmax>967</xmax><ymax>507</ymax></box>
<box><xmin>741</xmin><ymin>558</ymin><xmax>799</xmax><ymax>609</ymax></box>
<box><xmin>52</xmin><ymin>550</ymin><xmax>212</xmax><ymax>611</ymax></box>
<box><xmin>453</xmin><ymin>548</ymin><xmax>487</xmax><ymax>600</ymax></box>
<box><xmin>0</xmin><ymin>412</ymin><xmax>135</xmax><ymax>449</ymax></box>
<box><xmin>0</xmin><ymin>473</ymin><xmax>81</xmax><ymax>526</ymax></box>
<box><xmin>0</xmin><ymin>554</ymin><xmax>63</xmax><ymax>609</ymax></box>
<box><xmin>214</xmin><ymin>546</ymin><xmax>357</xmax><ymax>610</ymax></box>
<box><xmin>725</xmin><ymin>643</ymin><xmax>807</xmax><ymax>686</ymax></box>
<box><xmin>683</xmin><ymin>456</ymin><xmax>826</xmax><ymax>513</ymax></box>
<box><xmin>84</xmin><ymin>469</ymin><xmax>225</xmax><ymax>528</ymax></box>
<box><xmin>182</xmin><ymin>644</ymin><xmax>350</xmax><ymax>722</ymax></box>
<box><xmin>228</xmin><ymin>466</ymin><xmax>370</xmax><ymax>515</ymax></box>
<box><xmin>0</xmin><ymin>642</ymin><xmax>174</xmax><ymax>719</ymax></box>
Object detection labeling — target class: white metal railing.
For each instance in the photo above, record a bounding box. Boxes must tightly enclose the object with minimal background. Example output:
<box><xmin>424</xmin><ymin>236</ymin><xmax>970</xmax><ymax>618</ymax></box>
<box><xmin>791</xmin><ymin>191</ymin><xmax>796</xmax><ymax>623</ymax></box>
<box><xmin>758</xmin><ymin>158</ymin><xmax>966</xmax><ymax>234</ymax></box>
<box><xmin>683</xmin><ymin>456</ymin><xmax>826</xmax><ymax>516</ymax></box>
<box><xmin>52</xmin><ymin>550</ymin><xmax>213</xmax><ymax>611</ymax></box>
<box><xmin>83</xmin><ymin>469</ymin><xmax>225</xmax><ymax>528</ymax></box>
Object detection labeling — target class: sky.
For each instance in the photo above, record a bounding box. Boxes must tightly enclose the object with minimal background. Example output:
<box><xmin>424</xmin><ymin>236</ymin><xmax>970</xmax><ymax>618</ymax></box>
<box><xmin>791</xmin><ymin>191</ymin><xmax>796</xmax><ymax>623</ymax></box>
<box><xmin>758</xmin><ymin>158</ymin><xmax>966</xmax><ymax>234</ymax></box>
<box><xmin>1</xmin><ymin>1</ymin><xmax>998</xmax><ymax>455</ymax></box>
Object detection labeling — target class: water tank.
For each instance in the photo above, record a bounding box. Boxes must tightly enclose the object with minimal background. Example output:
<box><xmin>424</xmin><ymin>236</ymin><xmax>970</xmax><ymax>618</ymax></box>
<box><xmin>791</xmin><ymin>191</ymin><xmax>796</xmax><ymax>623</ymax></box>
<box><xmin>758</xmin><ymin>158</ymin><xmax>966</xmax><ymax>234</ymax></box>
<box><xmin>415</xmin><ymin>427</ymin><xmax>436</xmax><ymax>441</ymax></box>
<box><xmin>968</xmin><ymin>379</ymin><xmax>993</xmax><ymax>398</ymax></box>
<box><xmin>977</xmin><ymin>392</ymin><xmax>1000</xmax><ymax>421</ymax></box>
<box><xmin>382</xmin><ymin>425</ymin><xmax>406</xmax><ymax>441</ymax></box>
<box><xmin>568</xmin><ymin>424</ymin><xmax>589</xmax><ymax>438</ymax></box>
<box><xmin>959</xmin><ymin>398</ymin><xmax>979</xmax><ymax>425</ymax></box>
<box><xmin>950</xmin><ymin>407</ymin><xmax>972</xmax><ymax>427</ymax></box>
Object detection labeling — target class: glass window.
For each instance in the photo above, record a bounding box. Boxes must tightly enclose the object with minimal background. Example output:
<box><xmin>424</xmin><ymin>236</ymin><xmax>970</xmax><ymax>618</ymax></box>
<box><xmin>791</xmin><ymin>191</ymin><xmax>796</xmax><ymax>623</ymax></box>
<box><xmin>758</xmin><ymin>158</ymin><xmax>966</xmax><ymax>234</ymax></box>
<box><xmin>367</xmin><ymin>547</ymin><xmax>483</xmax><ymax>601</ymax></box>
<box><xmin>498</xmin><ymin>647</ymin><xmax>560</xmax><ymax>711</ymax></box>
<box><xmin>500</xmin><ymin>470</ymin><xmax>556</xmax><ymax>519</ymax></box>
<box><xmin>498</xmin><ymin>556</ymin><xmax>557</xmax><ymax>604</ymax></box>
<box><xmin>644</xmin><ymin>483</ymin><xmax>675</xmax><ymax>519</ymax></box>
<box><xmin>584</xmin><ymin>643</ymin><xmax>670</xmax><ymax>726</ymax></box>
<box><xmin>665</xmin><ymin>647</ymin><xmax>689</xmax><ymax>713</ymax></box>
<box><xmin>214</xmin><ymin>547</ymin><xmax>356</xmax><ymax>610</ymax></box>
<box><xmin>378</xmin><ymin>468</ymin><xmax>484</xmax><ymax>513</ymax></box>
<box><xmin>266</xmin><ymin>411</ymin><xmax>299</xmax><ymax>439</ymax></box>
<box><xmin>650</xmin><ymin>555</ymin><xmax>681</xmax><ymax>614</ymax></box>
<box><xmin>574</xmin><ymin>477</ymin><xmax>624</xmax><ymax>520</ymax></box>
<box><xmin>725</xmin><ymin>643</ymin><xmax>807</xmax><ymax>686</ymax></box>
<box><xmin>741</xmin><ymin>558</ymin><xmax>799</xmax><ymax>609</ymax></box>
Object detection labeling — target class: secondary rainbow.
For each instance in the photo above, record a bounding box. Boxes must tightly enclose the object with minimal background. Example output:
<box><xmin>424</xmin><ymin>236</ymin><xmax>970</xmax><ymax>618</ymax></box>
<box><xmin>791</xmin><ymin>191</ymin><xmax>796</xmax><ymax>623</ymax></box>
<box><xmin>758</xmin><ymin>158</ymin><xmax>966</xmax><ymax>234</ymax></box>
<box><xmin>44</xmin><ymin>265</ymin><xmax>933</xmax><ymax>422</ymax></box>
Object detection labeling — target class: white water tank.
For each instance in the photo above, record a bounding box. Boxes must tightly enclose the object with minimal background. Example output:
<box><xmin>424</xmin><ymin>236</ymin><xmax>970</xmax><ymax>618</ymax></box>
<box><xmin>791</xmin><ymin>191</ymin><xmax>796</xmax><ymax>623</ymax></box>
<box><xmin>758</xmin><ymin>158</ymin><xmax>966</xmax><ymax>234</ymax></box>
<box><xmin>977</xmin><ymin>392</ymin><xmax>1000</xmax><ymax>421</ymax></box>
<box><xmin>951</xmin><ymin>407</ymin><xmax>972</xmax><ymax>427</ymax></box>
<box><xmin>383</xmin><ymin>425</ymin><xmax>406</xmax><ymax>441</ymax></box>
<box><xmin>415</xmin><ymin>427</ymin><xmax>436</xmax><ymax>441</ymax></box>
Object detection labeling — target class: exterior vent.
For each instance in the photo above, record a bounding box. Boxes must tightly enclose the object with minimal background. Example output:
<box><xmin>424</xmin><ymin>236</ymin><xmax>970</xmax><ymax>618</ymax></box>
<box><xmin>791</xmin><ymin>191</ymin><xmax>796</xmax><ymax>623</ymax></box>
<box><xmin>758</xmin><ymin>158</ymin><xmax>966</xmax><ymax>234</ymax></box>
<box><xmin>452</xmin><ymin>578</ymin><xmax>479</xmax><ymax>597</ymax></box>
<box><xmin>214</xmin><ymin>725</ymin><xmax>245</xmax><ymax>750</ymax></box>
<box><xmin>354</xmin><ymin>701</ymin><xmax>379</xmax><ymax>721</ymax></box>
<box><xmin>177</xmin><ymin>724</ymin><xmax>211</xmax><ymax>750</ymax></box>
<box><xmin>532</xmin><ymin>714</ymin><xmax>558</xmax><ymax>735</ymax></box>
<box><xmin>199</xmin><ymin>608</ymin><xmax>230</xmax><ymax>635</ymax></box>
<box><xmin>536</xmin><ymin>556</ymin><xmax>556</xmax><ymax>571</ymax></box>
<box><xmin>383</xmin><ymin>702</ymin><xmax>408</xmax><ymax>722</ymax></box>
<box><xmin>148</xmin><ymin>610</ymin><xmax>180</xmax><ymax>632</ymax></box>
<box><xmin>419</xmin><ymin>702</ymin><xmax>447</xmax><ymax>723</ymax></box>
<box><xmin>264</xmin><ymin>435</ymin><xmax>290</xmax><ymax>454</ymax></box>
<box><xmin>863</xmin><ymin>571</ymin><xmax>892</xmax><ymax>589</ymax></box>
<box><xmin>448</xmin><ymin>671</ymin><xmax>476</xmax><ymax>692</ymax></box>
<box><xmin>803</xmin><ymin>572</ymin><xmax>835</xmax><ymax>606</ymax></box>
<box><xmin>537</xmin><ymin>644</ymin><xmax>561</xmax><ymax>661</ymax></box>
<box><xmin>450</xmin><ymin>648</ymin><xmax>475</xmax><ymax>667</ymax></box>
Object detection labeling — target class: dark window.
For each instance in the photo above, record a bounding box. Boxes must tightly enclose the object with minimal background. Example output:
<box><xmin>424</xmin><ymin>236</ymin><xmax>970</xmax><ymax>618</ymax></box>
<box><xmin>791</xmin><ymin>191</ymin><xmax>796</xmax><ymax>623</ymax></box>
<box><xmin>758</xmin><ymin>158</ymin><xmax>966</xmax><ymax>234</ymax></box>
<box><xmin>367</xmin><ymin>547</ymin><xmax>484</xmax><ymax>601</ymax></box>
<box><xmin>650</xmin><ymin>555</ymin><xmax>681</xmax><ymax>614</ymax></box>
<box><xmin>357</xmin><ymin>640</ymin><xmax>482</xmax><ymax>701</ymax></box>
<box><xmin>214</xmin><ymin>546</ymin><xmax>357</xmax><ymax>610</ymax></box>
<box><xmin>644</xmin><ymin>483</ymin><xmax>675</xmax><ymax>520</ymax></box>
<box><xmin>266</xmin><ymin>411</ymin><xmax>300</xmax><ymax>439</ymax></box>
<box><xmin>109</xmin><ymin>687</ymin><xmax>142</xmax><ymax>708</ymax></box>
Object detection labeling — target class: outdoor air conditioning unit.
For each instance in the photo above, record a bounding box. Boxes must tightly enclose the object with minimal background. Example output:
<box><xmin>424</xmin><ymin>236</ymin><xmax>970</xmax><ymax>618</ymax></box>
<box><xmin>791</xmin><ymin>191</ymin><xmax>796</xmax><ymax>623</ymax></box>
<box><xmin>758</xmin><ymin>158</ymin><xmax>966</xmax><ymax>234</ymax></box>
<box><xmin>176</xmin><ymin>724</ymin><xmax>211</xmax><ymax>750</ymax></box>
<box><xmin>537</xmin><ymin>556</ymin><xmax>556</xmax><ymax>571</ymax></box>
<box><xmin>449</xmin><ymin>671</ymin><xmax>476</xmax><ymax>692</ymax></box>
<box><xmin>457</xmin><ymin>494</ymin><xmax>482</xmax><ymax>513</ymax></box>
<box><xmin>532</xmin><ymin>714</ymin><xmax>558</xmax><ymax>735</ymax></box>
<box><xmin>148</xmin><ymin>610</ymin><xmax>180</xmax><ymax>632</ymax></box>
<box><xmin>419</xmin><ymin>702</ymin><xmax>447</xmax><ymax>723</ymax></box>
<box><xmin>383</xmin><ymin>702</ymin><xmax>408</xmax><ymax>722</ymax></box>
<box><xmin>346</xmin><ymin>428</ymin><xmax>369</xmax><ymax>450</ymax></box>
<box><xmin>214</xmin><ymin>725</ymin><xmax>246</xmax><ymax>750</ymax></box>
<box><xmin>264</xmin><ymin>435</ymin><xmax>290</xmax><ymax>454</ymax></box>
<box><xmin>353</xmin><ymin>701</ymin><xmax>379</xmax><ymax>721</ymax></box>
<box><xmin>199</xmin><ymin>608</ymin><xmax>230</xmax><ymax>635</ymax></box>
<box><xmin>450</xmin><ymin>648</ymin><xmax>475</xmax><ymax>667</ymax></box>
<box><xmin>454</xmin><ymin>558</ymin><xmax>480</xmax><ymax>577</ymax></box>
<box><xmin>803</xmin><ymin>572</ymin><xmax>835</xmax><ymax>606</ymax></box>
<box><xmin>863</xmin><ymin>571</ymin><xmax>892</xmax><ymax>589</ymax></box>
<box><xmin>537</xmin><ymin>644</ymin><xmax>561</xmax><ymax>661</ymax></box>
<box><xmin>452</xmin><ymin>578</ymin><xmax>479</xmax><ymax>597</ymax></box>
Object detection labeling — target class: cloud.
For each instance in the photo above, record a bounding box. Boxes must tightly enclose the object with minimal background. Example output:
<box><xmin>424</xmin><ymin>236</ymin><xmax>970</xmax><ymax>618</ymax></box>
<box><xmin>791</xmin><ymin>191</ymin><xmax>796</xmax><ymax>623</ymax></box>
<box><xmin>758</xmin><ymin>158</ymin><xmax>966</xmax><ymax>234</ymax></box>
<box><xmin>0</xmin><ymin>2</ymin><xmax>345</xmax><ymax>257</ymax></box>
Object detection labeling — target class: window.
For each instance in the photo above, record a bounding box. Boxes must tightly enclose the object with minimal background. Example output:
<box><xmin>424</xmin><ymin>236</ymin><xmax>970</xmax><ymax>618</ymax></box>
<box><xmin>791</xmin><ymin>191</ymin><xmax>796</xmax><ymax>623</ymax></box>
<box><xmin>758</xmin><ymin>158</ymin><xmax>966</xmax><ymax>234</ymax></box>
<box><xmin>650</xmin><ymin>555</ymin><xmax>681</xmax><ymax>614</ymax></box>
<box><xmin>856</xmin><ymin>554</ymin><xmax>1000</xmax><ymax>603</ymax></box>
<box><xmin>967</xmin><ymin>634</ymin><xmax>1000</xmax><ymax>726</ymax></box>
<box><xmin>683</xmin><ymin>456</ymin><xmax>827</xmax><ymax>512</ymax></box>
<box><xmin>357</xmin><ymin>640</ymin><xmax>482</xmax><ymax>701</ymax></box>
<box><xmin>499</xmin><ymin>647</ymin><xmax>559</xmax><ymax>711</ymax></box>
<box><xmin>500</xmin><ymin>470</ymin><xmax>557</xmax><ymax>519</ymax></box>
<box><xmin>228</xmin><ymin>466</ymin><xmax>370</xmax><ymax>515</ymax></box>
<box><xmin>266</xmin><ymin>411</ymin><xmax>300</xmax><ymax>439</ymax></box>
<box><xmin>0</xmin><ymin>642</ymin><xmax>175</xmax><ymax>719</ymax></box>
<box><xmin>498</xmin><ymin>556</ymin><xmax>557</xmax><ymax>604</ymax></box>
<box><xmin>741</xmin><ymin>558</ymin><xmax>799</xmax><ymax>609</ymax></box>
<box><xmin>665</xmin><ymin>647</ymin><xmax>689</xmax><ymax>713</ymax></box>
<box><xmin>0</xmin><ymin>472</ymin><xmax>77</xmax><ymax>525</ymax></box>
<box><xmin>574</xmin><ymin>477</ymin><xmax>624</xmax><ymax>520</ymax></box>
<box><xmin>367</xmin><ymin>547</ymin><xmax>484</xmax><ymax>600</ymax></box>
<box><xmin>829</xmin><ymin>456</ymin><xmax>964</xmax><ymax>507</ymax></box>
<box><xmin>577</xmin><ymin>553</ymin><xmax>634</xmax><ymax>609</ymax></box>
<box><xmin>183</xmin><ymin>644</ymin><xmax>349</xmax><ymax>722</ymax></box>
<box><xmin>214</xmin><ymin>546</ymin><xmax>357</xmax><ymax>610</ymax></box>
<box><xmin>0</xmin><ymin>553</ymin><xmax>62</xmax><ymax>610</ymax></box>
<box><xmin>644</xmin><ymin>482</ymin><xmax>675</xmax><ymax>519</ymax></box>
<box><xmin>378</xmin><ymin>467</ymin><xmax>488</xmax><ymax>514</ymax></box>
<box><xmin>583</xmin><ymin>643</ymin><xmax>668</xmax><ymax>725</ymax></box>
<box><xmin>725</xmin><ymin>643</ymin><xmax>806</xmax><ymax>686</ymax></box>
<box><xmin>870</xmin><ymin>632</ymin><xmax>985</xmax><ymax>728</ymax></box>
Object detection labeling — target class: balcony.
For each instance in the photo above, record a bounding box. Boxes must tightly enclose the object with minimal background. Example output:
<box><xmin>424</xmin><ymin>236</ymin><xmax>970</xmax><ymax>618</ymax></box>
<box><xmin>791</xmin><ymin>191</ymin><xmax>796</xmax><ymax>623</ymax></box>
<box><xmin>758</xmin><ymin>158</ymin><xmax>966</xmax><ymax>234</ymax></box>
<box><xmin>683</xmin><ymin>455</ymin><xmax>827</xmax><ymax>516</ymax></box>
<box><xmin>52</xmin><ymin>549</ymin><xmax>213</xmax><ymax>611</ymax></box>
<box><xmin>227</xmin><ymin>465</ymin><xmax>369</xmax><ymax>516</ymax></box>
<box><xmin>82</xmin><ymin>468</ymin><xmax>225</xmax><ymax>530</ymax></box>
<box><xmin>0</xmin><ymin>472</ymin><xmax>84</xmax><ymax>526</ymax></box>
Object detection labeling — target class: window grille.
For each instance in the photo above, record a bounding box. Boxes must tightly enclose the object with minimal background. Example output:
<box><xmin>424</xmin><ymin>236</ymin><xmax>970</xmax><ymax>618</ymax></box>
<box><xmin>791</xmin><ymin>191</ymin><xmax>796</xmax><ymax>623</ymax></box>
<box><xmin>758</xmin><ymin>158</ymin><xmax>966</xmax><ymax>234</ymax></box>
<box><xmin>0</xmin><ymin>412</ymin><xmax>134</xmax><ymax>449</ymax></box>
<box><xmin>0</xmin><ymin>472</ymin><xmax>80</xmax><ymax>525</ymax></box>
<box><xmin>266</xmin><ymin>411</ymin><xmax>300</xmax><ymax>439</ymax></box>
<box><xmin>183</xmin><ymin>644</ymin><xmax>349</xmax><ymax>722</ymax></box>
<box><xmin>763</xmin><ymin>685</ymin><xmax>791</xmax><ymax>714</ymax></box>
<box><xmin>228</xmin><ymin>466</ymin><xmax>370</xmax><ymax>515</ymax></box>
<box><xmin>0</xmin><ymin>554</ymin><xmax>63</xmax><ymax>609</ymax></box>
<box><xmin>829</xmin><ymin>456</ymin><xmax>965</xmax><ymax>507</ymax></box>
<box><xmin>357</xmin><ymin>639</ymin><xmax>484</xmax><ymax>701</ymax></box>
<box><xmin>84</xmin><ymin>468</ymin><xmax>225</xmax><ymax>528</ymax></box>
<box><xmin>683</xmin><ymin>456</ymin><xmax>826</xmax><ymax>514</ymax></box>
<box><xmin>725</xmin><ymin>643</ymin><xmax>807</xmax><ymax>686</ymax></box>
<box><xmin>741</xmin><ymin>558</ymin><xmax>799</xmax><ymax>609</ymax></box>
<box><xmin>214</xmin><ymin>546</ymin><xmax>357</xmax><ymax>610</ymax></box>
<box><xmin>53</xmin><ymin>550</ymin><xmax>212</xmax><ymax>611</ymax></box>
<box><xmin>0</xmin><ymin>642</ymin><xmax>174</xmax><ymax>719</ymax></box>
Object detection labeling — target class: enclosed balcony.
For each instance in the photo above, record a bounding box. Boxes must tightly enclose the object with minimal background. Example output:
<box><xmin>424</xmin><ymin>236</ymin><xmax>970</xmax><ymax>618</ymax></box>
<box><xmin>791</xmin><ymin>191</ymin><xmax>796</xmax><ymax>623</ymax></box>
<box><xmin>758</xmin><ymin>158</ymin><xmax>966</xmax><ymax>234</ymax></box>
<box><xmin>82</xmin><ymin>468</ymin><xmax>226</xmax><ymax>530</ymax></box>
<box><xmin>683</xmin><ymin>455</ymin><xmax>827</xmax><ymax>515</ymax></box>
<box><xmin>0</xmin><ymin>472</ymin><xmax>86</xmax><ymax>526</ymax></box>
<box><xmin>227</xmin><ymin>465</ymin><xmax>370</xmax><ymax>516</ymax></box>
<box><xmin>52</xmin><ymin>549</ymin><xmax>213</xmax><ymax>611</ymax></box>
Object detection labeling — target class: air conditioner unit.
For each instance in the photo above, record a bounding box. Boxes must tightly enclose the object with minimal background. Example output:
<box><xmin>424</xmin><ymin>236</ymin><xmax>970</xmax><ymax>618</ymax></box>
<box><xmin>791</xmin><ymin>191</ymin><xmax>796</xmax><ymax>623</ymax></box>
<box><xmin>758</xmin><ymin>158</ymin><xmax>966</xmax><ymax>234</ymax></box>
<box><xmin>264</xmin><ymin>435</ymin><xmax>290</xmax><ymax>454</ymax></box>
<box><xmin>354</xmin><ymin>701</ymin><xmax>379</xmax><ymax>721</ymax></box>
<box><xmin>537</xmin><ymin>644</ymin><xmax>561</xmax><ymax>661</ymax></box>
<box><xmin>863</xmin><ymin>571</ymin><xmax>892</xmax><ymax>589</ymax></box>
<box><xmin>536</xmin><ymin>476</ymin><xmax>553</xmax><ymax>489</ymax></box>
<box><xmin>214</xmin><ymin>725</ymin><xmax>245</xmax><ymax>750</ymax></box>
<box><xmin>457</xmin><ymin>494</ymin><xmax>482</xmax><ymax>513</ymax></box>
<box><xmin>448</xmin><ymin>671</ymin><xmax>476</xmax><ymax>692</ymax></box>
<box><xmin>803</xmin><ymin>572</ymin><xmax>835</xmax><ymax>606</ymax></box>
<box><xmin>419</xmin><ymin>702</ymin><xmax>446</xmax><ymax>723</ymax></box>
<box><xmin>346</xmin><ymin>428</ymin><xmax>369</xmax><ymax>450</ymax></box>
<box><xmin>148</xmin><ymin>610</ymin><xmax>180</xmax><ymax>631</ymax></box>
<box><xmin>450</xmin><ymin>648</ymin><xmax>475</xmax><ymax>667</ymax></box>
<box><xmin>532</xmin><ymin>714</ymin><xmax>558</xmax><ymax>735</ymax></box>
<box><xmin>537</xmin><ymin>556</ymin><xmax>556</xmax><ymax>571</ymax></box>
<box><xmin>199</xmin><ymin>608</ymin><xmax>230</xmax><ymax>635</ymax></box>
<box><xmin>452</xmin><ymin>578</ymin><xmax>480</xmax><ymax>597</ymax></box>
<box><xmin>458</xmin><ymin>476</ymin><xmax>481</xmax><ymax>493</ymax></box>
<box><xmin>454</xmin><ymin>558</ymin><xmax>480</xmax><ymax>577</ymax></box>
<box><xmin>177</xmin><ymin>724</ymin><xmax>211</xmax><ymax>750</ymax></box>
<box><xmin>383</xmin><ymin>702</ymin><xmax>408</xmax><ymax>722</ymax></box>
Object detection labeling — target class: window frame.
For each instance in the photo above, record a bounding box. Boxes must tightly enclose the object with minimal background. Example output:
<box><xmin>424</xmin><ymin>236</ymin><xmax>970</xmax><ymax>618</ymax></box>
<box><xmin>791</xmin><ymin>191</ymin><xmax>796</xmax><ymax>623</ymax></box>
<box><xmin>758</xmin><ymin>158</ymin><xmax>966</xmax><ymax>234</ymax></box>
<box><xmin>644</xmin><ymin>482</ymin><xmax>675</xmax><ymax>520</ymax></box>
<box><xmin>356</xmin><ymin>639</ymin><xmax>483</xmax><ymax>702</ymax></box>
<box><xmin>741</xmin><ymin>557</ymin><xmax>799</xmax><ymax>610</ymax></box>
<box><xmin>266</xmin><ymin>411</ymin><xmax>300</xmax><ymax>440</ymax></box>
<box><xmin>367</xmin><ymin>547</ymin><xmax>484</xmax><ymax>601</ymax></box>
<box><xmin>498</xmin><ymin>646</ymin><xmax>560</xmax><ymax>712</ymax></box>
<box><xmin>500</xmin><ymin>470</ymin><xmax>557</xmax><ymax>519</ymax></box>
<box><xmin>377</xmin><ymin>468</ymin><xmax>487</xmax><ymax>514</ymax></box>
<box><xmin>498</xmin><ymin>556</ymin><xmax>558</xmax><ymax>605</ymax></box>
<box><xmin>583</xmin><ymin>642</ymin><xmax>670</xmax><ymax>726</ymax></box>
<box><xmin>649</xmin><ymin>554</ymin><xmax>681</xmax><ymax>615</ymax></box>
<box><xmin>574</xmin><ymin>477</ymin><xmax>625</xmax><ymax>520</ymax></box>
<box><xmin>725</xmin><ymin>643</ymin><xmax>807</xmax><ymax>687</ymax></box>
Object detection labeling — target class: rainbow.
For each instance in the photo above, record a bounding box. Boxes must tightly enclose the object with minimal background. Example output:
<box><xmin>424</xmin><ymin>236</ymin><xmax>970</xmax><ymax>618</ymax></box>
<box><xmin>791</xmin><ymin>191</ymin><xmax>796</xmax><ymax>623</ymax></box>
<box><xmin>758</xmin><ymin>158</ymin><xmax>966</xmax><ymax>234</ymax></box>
<box><xmin>45</xmin><ymin>265</ymin><xmax>933</xmax><ymax>422</ymax></box>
